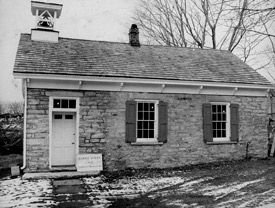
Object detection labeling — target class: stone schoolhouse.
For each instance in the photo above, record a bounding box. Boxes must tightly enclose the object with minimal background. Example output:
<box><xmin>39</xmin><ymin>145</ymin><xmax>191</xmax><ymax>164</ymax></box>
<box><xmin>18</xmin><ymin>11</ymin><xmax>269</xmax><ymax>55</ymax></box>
<box><xmin>13</xmin><ymin>1</ymin><xmax>274</xmax><ymax>172</ymax></box>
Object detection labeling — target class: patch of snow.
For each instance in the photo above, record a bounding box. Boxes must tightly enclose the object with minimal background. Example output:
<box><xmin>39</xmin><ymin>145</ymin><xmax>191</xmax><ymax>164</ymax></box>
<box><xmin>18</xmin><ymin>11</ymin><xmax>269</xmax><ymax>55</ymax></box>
<box><xmin>179</xmin><ymin>177</ymin><xmax>212</xmax><ymax>190</ymax></box>
<box><xmin>165</xmin><ymin>200</ymin><xmax>191</xmax><ymax>208</ymax></box>
<box><xmin>201</xmin><ymin>178</ymin><xmax>264</xmax><ymax>200</ymax></box>
<box><xmin>257</xmin><ymin>203</ymin><xmax>275</xmax><ymax>208</ymax></box>
<box><xmin>0</xmin><ymin>177</ymin><xmax>55</xmax><ymax>208</ymax></box>
<box><xmin>254</xmin><ymin>190</ymin><xmax>275</xmax><ymax>207</ymax></box>
<box><xmin>238</xmin><ymin>199</ymin><xmax>257</xmax><ymax>208</ymax></box>
<box><xmin>84</xmin><ymin>175</ymin><xmax>188</xmax><ymax>197</ymax></box>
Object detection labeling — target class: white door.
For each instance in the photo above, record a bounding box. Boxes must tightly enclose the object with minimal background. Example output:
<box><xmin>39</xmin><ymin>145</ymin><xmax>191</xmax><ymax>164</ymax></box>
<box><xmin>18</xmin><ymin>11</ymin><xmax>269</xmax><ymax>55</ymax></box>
<box><xmin>52</xmin><ymin>112</ymin><xmax>76</xmax><ymax>166</ymax></box>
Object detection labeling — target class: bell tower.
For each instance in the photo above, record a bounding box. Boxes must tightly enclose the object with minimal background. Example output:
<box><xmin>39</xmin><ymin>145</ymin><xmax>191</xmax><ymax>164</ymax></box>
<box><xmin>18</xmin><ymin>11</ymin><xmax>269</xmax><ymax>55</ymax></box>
<box><xmin>31</xmin><ymin>1</ymin><xmax>63</xmax><ymax>42</ymax></box>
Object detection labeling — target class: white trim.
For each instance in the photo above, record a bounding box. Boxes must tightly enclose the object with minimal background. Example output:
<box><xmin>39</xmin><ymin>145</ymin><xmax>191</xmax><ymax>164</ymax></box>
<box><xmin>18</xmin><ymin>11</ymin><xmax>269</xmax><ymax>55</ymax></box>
<box><xmin>13</xmin><ymin>73</ymin><xmax>273</xmax><ymax>89</ymax></box>
<box><xmin>135</xmin><ymin>100</ymin><xmax>159</xmax><ymax>143</ymax></box>
<box><xmin>13</xmin><ymin>73</ymin><xmax>273</xmax><ymax>97</ymax></box>
<box><xmin>21</xmin><ymin>79</ymin><xmax>27</xmax><ymax>170</ymax></box>
<box><xmin>49</xmin><ymin>97</ymin><xmax>79</xmax><ymax>169</ymax></box>
<box><xmin>211</xmin><ymin>102</ymin><xmax>231</xmax><ymax>142</ymax></box>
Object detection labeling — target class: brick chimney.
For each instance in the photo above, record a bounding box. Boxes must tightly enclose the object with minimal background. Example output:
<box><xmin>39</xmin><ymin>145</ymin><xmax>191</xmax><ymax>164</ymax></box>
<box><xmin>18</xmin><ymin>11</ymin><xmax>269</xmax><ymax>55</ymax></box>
<box><xmin>129</xmin><ymin>24</ymin><xmax>140</xmax><ymax>47</ymax></box>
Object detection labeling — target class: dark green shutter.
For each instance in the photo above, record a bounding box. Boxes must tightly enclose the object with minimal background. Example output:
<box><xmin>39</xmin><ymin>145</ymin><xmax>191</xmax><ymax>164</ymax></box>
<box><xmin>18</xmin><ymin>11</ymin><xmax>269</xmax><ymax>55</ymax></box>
<box><xmin>158</xmin><ymin>101</ymin><xmax>168</xmax><ymax>143</ymax></box>
<box><xmin>203</xmin><ymin>103</ymin><xmax>213</xmax><ymax>143</ymax></box>
<box><xmin>125</xmin><ymin>101</ymin><xmax>137</xmax><ymax>143</ymax></box>
<box><xmin>230</xmin><ymin>104</ymin><xmax>239</xmax><ymax>142</ymax></box>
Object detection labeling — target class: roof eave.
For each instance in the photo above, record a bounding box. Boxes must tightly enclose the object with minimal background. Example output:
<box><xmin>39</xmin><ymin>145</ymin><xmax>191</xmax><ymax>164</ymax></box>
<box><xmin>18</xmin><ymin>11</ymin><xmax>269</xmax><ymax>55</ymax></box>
<box><xmin>13</xmin><ymin>72</ymin><xmax>274</xmax><ymax>90</ymax></box>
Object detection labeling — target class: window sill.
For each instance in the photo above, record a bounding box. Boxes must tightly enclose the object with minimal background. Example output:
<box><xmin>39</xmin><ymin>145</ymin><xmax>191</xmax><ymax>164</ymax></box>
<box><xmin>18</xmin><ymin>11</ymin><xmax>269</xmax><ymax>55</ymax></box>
<box><xmin>206</xmin><ymin>141</ymin><xmax>238</xmax><ymax>145</ymax></box>
<box><xmin>131</xmin><ymin>142</ymin><xmax>164</xmax><ymax>146</ymax></box>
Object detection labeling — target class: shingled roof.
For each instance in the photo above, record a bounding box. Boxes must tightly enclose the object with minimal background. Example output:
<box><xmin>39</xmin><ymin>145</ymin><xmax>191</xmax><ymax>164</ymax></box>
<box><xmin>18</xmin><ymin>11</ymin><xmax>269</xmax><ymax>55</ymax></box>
<box><xmin>14</xmin><ymin>34</ymin><xmax>271</xmax><ymax>86</ymax></box>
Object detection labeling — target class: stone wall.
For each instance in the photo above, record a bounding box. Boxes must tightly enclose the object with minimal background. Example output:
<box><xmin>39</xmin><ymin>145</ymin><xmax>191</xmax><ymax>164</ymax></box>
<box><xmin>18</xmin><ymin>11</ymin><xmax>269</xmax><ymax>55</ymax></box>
<box><xmin>25</xmin><ymin>88</ymin><xmax>270</xmax><ymax>172</ymax></box>
<box><xmin>26</xmin><ymin>89</ymin><xmax>49</xmax><ymax>172</ymax></box>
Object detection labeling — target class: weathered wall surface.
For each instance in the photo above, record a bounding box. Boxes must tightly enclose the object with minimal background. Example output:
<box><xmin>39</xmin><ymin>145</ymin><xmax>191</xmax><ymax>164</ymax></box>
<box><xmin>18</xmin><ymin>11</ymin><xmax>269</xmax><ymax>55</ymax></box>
<box><xmin>26</xmin><ymin>89</ymin><xmax>49</xmax><ymax>172</ymax></box>
<box><xmin>25</xmin><ymin>89</ymin><xmax>270</xmax><ymax>172</ymax></box>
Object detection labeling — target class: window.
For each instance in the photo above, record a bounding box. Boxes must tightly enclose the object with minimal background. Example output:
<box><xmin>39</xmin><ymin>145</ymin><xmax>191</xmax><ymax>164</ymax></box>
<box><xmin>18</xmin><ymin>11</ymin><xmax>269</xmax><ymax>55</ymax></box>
<box><xmin>65</xmin><ymin>115</ymin><xmax>74</xmax><ymax>119</ymax></box>
<box><xmin>53</xmin><ymin>99</ymin><xmax>76</xmax><ymax>109</ymax></box>
<box><xmin>137</xmin><ymin>101</ymin><xmax>158</xmax><ymax>141</ymax></box>
<box><xmin>125</xmin><ymin>100</ymin><xmax>168</xmax><ymax>144</ymax></box>
<box><xmin>54</xmin><ymin>114</ymin><xmax>62</xmax><ymax>119</ymax></box>
<box><xmin>203</xmin><ymin>103</ymin><xmax>239</xmax><ymax>143</ymax></box>
<box><xmin>211</xmin><ymin>103</ymin><xmax>230</xmax><ymax>141</ymax></box>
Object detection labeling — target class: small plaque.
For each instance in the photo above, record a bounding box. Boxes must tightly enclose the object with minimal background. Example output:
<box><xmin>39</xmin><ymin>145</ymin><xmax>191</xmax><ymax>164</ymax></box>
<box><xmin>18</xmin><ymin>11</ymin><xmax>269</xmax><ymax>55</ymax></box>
<box><xmin>76</xmin><ymin>154</ymin><xmax>103</xmax><ymax>172</ymax></box>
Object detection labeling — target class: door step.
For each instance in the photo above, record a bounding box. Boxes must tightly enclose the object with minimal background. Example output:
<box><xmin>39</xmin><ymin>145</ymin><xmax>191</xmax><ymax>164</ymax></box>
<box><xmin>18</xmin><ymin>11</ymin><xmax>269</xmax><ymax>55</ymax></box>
<box><xmin>22</xmin><ymin>170</ymin><xmax>100</xmax><ymax>179</ymax></box>
<box><xmin>51</xmin><ymin>166</ymin><xmax>77</xmax><ymax>171</ymax></box>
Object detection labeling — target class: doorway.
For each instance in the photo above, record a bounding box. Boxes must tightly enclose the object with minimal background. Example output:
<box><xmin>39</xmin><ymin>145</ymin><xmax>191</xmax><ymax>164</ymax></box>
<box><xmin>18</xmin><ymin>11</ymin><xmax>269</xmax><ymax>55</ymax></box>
<box><xmin>51</xmin><ymin>112</ymin><xmax>76</xmax><ymax>166</ymax></box>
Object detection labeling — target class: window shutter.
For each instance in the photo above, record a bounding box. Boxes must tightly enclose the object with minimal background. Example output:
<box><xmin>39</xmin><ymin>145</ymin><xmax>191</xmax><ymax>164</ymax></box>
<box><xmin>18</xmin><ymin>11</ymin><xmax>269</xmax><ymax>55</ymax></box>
<box><xmin>125</xmin><ymin>101</ymin><xmax>137</xmax><ymax>143</ymax></box>
<box><xmin>230</xmin><ymin>103</ymin><xmax>239</xmax><ymax>142</ymax></box>
<box><xmin>203</xmin><ymin>103</ymin><xmax>213</xmax><ymax>143</ymax></box>
<box><xmin>158</xmin><ymin>101</ymin><xmax>168</xmax><ymax>143</ymax></box>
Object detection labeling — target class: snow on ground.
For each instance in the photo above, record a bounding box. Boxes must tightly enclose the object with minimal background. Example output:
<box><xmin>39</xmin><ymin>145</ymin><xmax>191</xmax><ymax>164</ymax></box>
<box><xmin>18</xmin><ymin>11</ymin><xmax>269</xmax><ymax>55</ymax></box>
<box><xmin>83</xmin><ymin>175</ymin><xmax>188</xmax><ymax>197</ymax></box>
<box><xmin>201</xmin><ymin>178</ymin><xmax>264</xmax><ymax>200</ymax></box>
<box><xmin>1</xmin><ymin>167</ymin><xmax>275</xmax><ymax>208</ymax></box>
<box><xmin>0</xmin><ymin>177</ymin><xmax>56</xmax><ymax>208</ymax></box>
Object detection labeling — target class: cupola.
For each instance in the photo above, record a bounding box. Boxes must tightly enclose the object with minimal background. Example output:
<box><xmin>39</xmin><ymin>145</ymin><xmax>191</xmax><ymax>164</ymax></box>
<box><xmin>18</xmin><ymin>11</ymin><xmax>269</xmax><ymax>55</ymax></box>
<box><xmin>31</xmin><ymin>1</ymin><xmax>63</xmax><ymax>42</ymax></box>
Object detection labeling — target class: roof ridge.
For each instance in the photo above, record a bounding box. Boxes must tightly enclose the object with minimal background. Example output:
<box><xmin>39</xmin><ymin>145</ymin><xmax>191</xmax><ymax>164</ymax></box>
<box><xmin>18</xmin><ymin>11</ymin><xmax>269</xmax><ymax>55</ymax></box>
<box><xmin>20</xmin><ymin>33</ymin><xmax>229</xmax><ymax>53</ymax></box>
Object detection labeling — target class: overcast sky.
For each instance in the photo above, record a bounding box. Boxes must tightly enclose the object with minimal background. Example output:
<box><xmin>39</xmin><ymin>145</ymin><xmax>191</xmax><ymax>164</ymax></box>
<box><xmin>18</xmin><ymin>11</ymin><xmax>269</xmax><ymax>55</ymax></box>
<box><xmin>0</xmin><ymin>0</ymin><xmax>138</xmax><ymax>102</ymax></box>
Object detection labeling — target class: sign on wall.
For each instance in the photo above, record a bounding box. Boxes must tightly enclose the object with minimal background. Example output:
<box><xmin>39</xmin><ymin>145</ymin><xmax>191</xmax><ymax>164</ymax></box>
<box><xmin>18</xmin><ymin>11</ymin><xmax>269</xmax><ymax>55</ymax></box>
<box><xmin>76</xmin><ymin>154</ymin><xmax>103</xmax><ymax>172</ymax></box>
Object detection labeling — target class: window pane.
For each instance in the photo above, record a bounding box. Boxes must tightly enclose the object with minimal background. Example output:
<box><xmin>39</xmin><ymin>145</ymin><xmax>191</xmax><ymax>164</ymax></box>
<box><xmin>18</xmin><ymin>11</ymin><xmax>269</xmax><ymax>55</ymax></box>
<box><xmin>144</xmin><ymin>112</ymin><xmax>149</xmax><ymax>120</ymax></box>
<box><xmin>222</xmin><ymin>130</ymin><xmax>226</xmax><ymax>137</ymax></box>
<box><xmin>149</xmin><ymin>121</ymin><xmax>154</xmax><ymax>129</ymax></box>
<box><xmin>65</xmin><ymin>115</ymin><xmax>73</xmax><ymax>119</ymax></box>
<box><xmin>217</xmin><ymin>130</ymin><xmax>221</xmax><ymax>138</ymax></box>
<box><xmin>222</xmin><ymin>113</ymin><xmax>226</xmax><ymax>121</ymax></box>
<box><xmin>138</xmin><ymin>103</ymin><xmax>143</xmax><ymax>111</ymax></box>
<box><xmin>149</xmin><ymin>103</ymin><xmax>154</xmax><ymax>111</ymax></box>
<box><xmin>69</xmin><ymin>100</ymin><xmax>76</xmax><ymax>108</ymax></box>
<box><xmin>222</xmin><ymin>122</ymin><xmax>226</xmax><ymax>129</ymax></box>
<box><xmin>144</xmin><ymin>121</ymin><xmax>149</xmax><ymax>129</ymax></box>
<box><xmin>212</xmin><ymin>114</ymin><xmax>217</xmax><ymax>121</ymax></box>
<box><xmin>54</xmin><ymin>99</ymin><xmax>61</xmax><ymax>108</ymax></box>
<box><xmin>138</xmin><ymin>112</ymin><xmax>143</xmax><ymax>120</ymax></box>
<box><xmin>137</xmin><ymin>121</ymin><xmax>142</xmax><ymax>129</ymax></box>
<box><xmin>212</xmin><ymin>105</ymin><xmax>216</xmax><ymax>113</ymax></box>
<box><xmin>218</xmin><ymin>105</ymin><xmax>221</xmax><ymax>112</ymax></box>
<box><xmin>213</xmin><ymin>122</ymin><xmax>217</xmax><ymax>130</ymax></box>
<box><xmin>150</xmin><ymin>112</ymin><xmax>155</xmax><ymax>120</ymax></box>
<box><xmin>149</xmin><ymin>130</ymin><xmax>154</xmax><ymax>138</ymax></box>
<box><xmin>144</xmin><ymin>130</ymin><xmax>148</xmax><ymax>138</ymax></box>
<box><xmin>54</xmin><ymin>114</ymin><xmax>62</xmax><ymax>119</ymax></box>
<box><xmin>217</xmin><ymin>122</ymin><xmax>221</xmax><ymax>129</ymax></box>
<box><xmin>213</xmin><ymin>130</ymin><xmax>216</xmax><ymax>138</ymax></box>
<box><xmin>62</xmin><ymin>99</ymin><xmax>68</xmax><ymax>108</ymax></box>
<box><xmin>222</xmin><ymin>105</ymin><xmax>226</xmax><ymax>113</ymax></box>
<box><xmin>144</xmin><ymin>103</ymin><xmax>149</xmax><ymax>111</ymax></box>
<box><xmin>137</xmin><ymin>130</ymin><xmax>142</xmax><ymax>138</ymax></box>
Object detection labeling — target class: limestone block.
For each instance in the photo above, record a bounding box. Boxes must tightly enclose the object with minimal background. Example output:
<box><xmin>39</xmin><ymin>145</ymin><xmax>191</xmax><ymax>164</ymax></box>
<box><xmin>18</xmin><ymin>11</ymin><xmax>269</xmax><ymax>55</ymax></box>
<box><xmin>27</xmin><ymin>139</ymin><xmax>45</xmax><ymax>145</ymax></box>
<box><xmin>46</xmin><ymin>90</ymin><xmax>83</xmax><ymax>97</ymax></box>
<box><xmin>90</xmin><ymin>132</ymin><xmax>104</xmax><ymax>139</ymax></box>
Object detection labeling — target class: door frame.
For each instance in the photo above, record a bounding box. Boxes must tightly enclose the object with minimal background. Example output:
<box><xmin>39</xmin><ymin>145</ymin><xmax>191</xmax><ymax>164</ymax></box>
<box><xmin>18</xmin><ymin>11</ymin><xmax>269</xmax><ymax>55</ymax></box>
<box><xmin>49</xmin><ymin>97</ymin><xmax>80</xmax><ymax>169</ymax></box>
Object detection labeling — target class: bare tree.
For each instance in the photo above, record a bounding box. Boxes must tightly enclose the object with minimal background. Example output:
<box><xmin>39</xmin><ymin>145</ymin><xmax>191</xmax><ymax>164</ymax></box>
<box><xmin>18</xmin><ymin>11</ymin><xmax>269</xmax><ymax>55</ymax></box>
<box><xmin>0</xmin><ymin>102</ymin><xmax>6</xmax><ymax>114</ymax></box>
<box><xmin>6</xmin><ymin>101</ymin><xmax>24</xmax><ymax>114</ymax></box>
<box><xmin>133</xmin><ymin>0</ymin><xmax>275</xmax><ymax>68</ymax></box>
